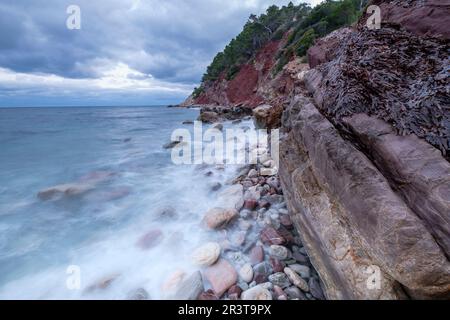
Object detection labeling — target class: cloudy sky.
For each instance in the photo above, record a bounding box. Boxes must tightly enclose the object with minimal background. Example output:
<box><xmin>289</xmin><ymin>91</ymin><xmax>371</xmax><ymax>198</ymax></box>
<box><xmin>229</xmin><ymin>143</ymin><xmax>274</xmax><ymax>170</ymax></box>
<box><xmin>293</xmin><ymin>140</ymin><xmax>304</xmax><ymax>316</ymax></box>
<box><xmin>0</xmin><ymin>0</ymin><xmax>321</xmax><ymax>107</ymax></box>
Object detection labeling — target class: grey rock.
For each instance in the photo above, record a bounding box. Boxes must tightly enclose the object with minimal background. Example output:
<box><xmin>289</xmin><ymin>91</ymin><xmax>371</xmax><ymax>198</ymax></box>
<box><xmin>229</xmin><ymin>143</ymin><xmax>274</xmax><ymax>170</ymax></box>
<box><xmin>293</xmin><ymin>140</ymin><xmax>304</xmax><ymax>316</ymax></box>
<box><xmin>268</xmin><ymin>272</ymin><xmax>291</xmax><ymax>288</ymax></box>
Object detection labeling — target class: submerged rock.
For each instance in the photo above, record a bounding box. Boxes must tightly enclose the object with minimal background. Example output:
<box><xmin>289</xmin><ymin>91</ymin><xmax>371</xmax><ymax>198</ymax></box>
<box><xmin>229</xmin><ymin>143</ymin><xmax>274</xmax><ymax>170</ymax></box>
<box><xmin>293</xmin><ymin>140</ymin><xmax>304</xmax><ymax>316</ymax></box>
<box><xmin>241</xmin><ymin>285</ymin><xmax>272</xmax><ymax>300</ymax></box>
<box><xmin>203</xmin><ymin>207</ymin><xmax>238</xmax><ymax>229</ymax></box>
<box><xmin>217</xmin><ymin>184</ymin><xmax>244</xmax><ymax>210</ymax></box>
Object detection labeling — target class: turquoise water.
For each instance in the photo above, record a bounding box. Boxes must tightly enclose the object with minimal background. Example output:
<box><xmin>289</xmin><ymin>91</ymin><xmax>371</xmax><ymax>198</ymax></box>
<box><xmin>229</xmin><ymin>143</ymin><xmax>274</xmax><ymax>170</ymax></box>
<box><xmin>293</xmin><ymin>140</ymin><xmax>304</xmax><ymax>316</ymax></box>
<box><xmin>0</xmin><ymin>106</ymin><xmax>250</xmax><ymax>299</ymax></box>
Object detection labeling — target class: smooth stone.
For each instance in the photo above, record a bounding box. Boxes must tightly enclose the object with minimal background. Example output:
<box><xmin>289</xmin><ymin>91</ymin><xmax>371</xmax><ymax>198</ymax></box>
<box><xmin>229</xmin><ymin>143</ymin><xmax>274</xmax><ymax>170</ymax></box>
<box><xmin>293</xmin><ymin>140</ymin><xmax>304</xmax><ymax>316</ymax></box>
<box><xmin>239</xmin><ymin>263</ymin><xmax>254</xmax><ymax>283</ymax></box>
<box><xmin>241</xmin><ymin>285</ymin><xmax>272</xmax><ymax>300</ymax></box>
<box><xmin>249</xmin><ymin>245</ymin><xmax>265</xmax><ymax>265</ymax></box>
<box><xmin>289</xmin><ymin>264</ymin><xmax>311</xmax><ymax>279</ymax></box>
<box><xmin>204</xmin><ymin>259</ymin><xmax>238</xmax><ymax>297</ymax></box>
<box><xmin>279</xmin><ymin>208</ymin><xmax>288</xmax><ymax>215</ymax></box>
<box><xmin>171</xmin><ymin>271</ymin><xmax>204</xmax><ymax>300</ymax></box>
<box><xmin>191</xmin><ymin>242</ymin><xmax>221</xmax><ymax>266</ymax></box>
<box><xmin>268</xmin><ymin>272</ymin><xmax>291</xmax><ymax>288</ymax></box>
<box><xmin>136</xmin><ymin>229</ymin><xmax>163</xmax><ymax>250</ymax></box>
<box><xmin>210</xmin><ymin>182</ymin><xmax>222</xmax><ymax>192</ymax></box>
<box><xmin>212</xmin><ymin>123</ymin><xmax>223</xmax><ymax>131</ymax></box>
<box><xmin>280</xmin><ymin>215</ymin><xmax>293</xmax><ymax>228</ymax></box>
<box><xmin>198</xmin><ymin>289</ymin><xmax>219</xmax><ymax>300</ymax></box>
<box><xmin>127</xmin><ymin>288</ymin><xmax>149</xmax><ymax>300</ymax></box>
<box><xmin>309</xmin><ymin>277</ymin><xmax>325</xmax><ymax>300</ymax></box>
<box><xmin>163</xmin><ymin>140</ymin><xmax>182</xmax><ymax>149</ymax></box>
<box><xmin>273</xmin><ymin>285</ymin><xmax>286</xmax><ymax>299</ymax></box>
<box><xmin>203</xmin><ymin>207</ymin><xmax>238</xmax><ymax>229</ymax></box>
<box><xmin>284</xmin><ymin>267</ymin><xmax>309</xmax><ymax>292</ymax></box>
<box><xmin>243</xmin><ymin>199</ymin><xmax>257</xmax><ymax>210</ymax></box>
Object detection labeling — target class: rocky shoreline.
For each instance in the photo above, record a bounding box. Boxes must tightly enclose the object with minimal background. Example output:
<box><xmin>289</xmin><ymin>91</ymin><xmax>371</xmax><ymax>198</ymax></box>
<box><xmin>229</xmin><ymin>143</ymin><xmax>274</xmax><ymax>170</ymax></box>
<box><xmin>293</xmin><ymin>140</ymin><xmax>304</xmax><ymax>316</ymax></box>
<box><xmin>158</xmin><ymin>116</ymin><xmax>325</xmax><ymax>301</ymax></box>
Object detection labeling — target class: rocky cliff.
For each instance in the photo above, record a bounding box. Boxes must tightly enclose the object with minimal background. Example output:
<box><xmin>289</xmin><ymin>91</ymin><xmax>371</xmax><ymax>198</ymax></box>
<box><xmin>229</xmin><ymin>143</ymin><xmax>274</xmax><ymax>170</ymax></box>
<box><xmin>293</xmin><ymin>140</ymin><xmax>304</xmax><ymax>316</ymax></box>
<box><xmin>183</xmin><ymin>0</ymin><xmax>450</xmax><ymax>299</ymax></box>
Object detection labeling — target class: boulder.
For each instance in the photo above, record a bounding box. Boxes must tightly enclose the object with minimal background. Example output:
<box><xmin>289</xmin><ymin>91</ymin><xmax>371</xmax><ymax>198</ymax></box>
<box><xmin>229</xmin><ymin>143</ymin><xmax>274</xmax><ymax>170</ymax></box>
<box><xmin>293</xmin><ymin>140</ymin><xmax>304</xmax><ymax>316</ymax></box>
<box><xmin>241</xmin><ymin>285</ymin><xmax>272</xmax><ymax>300</ymax></box>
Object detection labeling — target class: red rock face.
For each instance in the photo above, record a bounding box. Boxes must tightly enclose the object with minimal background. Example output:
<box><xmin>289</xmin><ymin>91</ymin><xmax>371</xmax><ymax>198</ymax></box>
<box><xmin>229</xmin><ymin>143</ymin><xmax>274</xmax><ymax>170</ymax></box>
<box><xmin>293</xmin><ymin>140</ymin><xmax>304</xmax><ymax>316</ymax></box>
<box><xmin>192</xmin><ymin>41</ymin><xmax>281</xmax><ymax>108</ymax></box>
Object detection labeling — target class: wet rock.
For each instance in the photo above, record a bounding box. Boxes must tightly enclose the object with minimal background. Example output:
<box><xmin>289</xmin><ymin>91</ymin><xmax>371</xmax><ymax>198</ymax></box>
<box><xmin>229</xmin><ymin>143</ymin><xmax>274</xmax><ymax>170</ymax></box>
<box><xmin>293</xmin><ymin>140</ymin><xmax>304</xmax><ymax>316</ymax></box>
<box><xmin>260</xmin><ymin>227</ymin><xmax>285</xmax><ymax>245</ymax></box>
<box><xmin>162</xmin><ymin>270</ymin><xmax>186</xmax><ymax>295</ymax></box>
<box><xmin>249</xmin><ymin>245</ymin><xmax>264</xmax><ymax>265</ymax></box>
<box><xmin>191</xmin><ymin>242</ymin><xmax>221</xmax><ymax>266</ymax></box>
<box><xmin>210</xmin><ymin>182</ymin><xmax>222</xmax><ymax>192</ymax></box>
<box><xmin>269</xmin><ymin>245</ymin><xmax>289</xmax><ymax>260</ymax></box>
<box><xmin>284</xmin><ymin>286</ymin><xmax>306</xmax><ymax>300</ymax></box>
<box><xmin>228</xmin><ymin>285</ymin><xmax>243</xmax><ymax>299</ymax></box>
<box><xmin>212</xmin><ymin>123</ymin><xmax>223</xmax><ymax>131</ymax></box>
<box><xmin>280</xmin><ymin>215</ymin><xmax>293</xmax><ymax>228</ymax></box>
<box><xmin>136</xmin><ymin>229</ymin><xmax>163</xmax><ymax>250</ymax></box>
<box><xmin>243</xmin><ymin>199</ymin><xmax>257</xmax><ymax>210</ymax></box>
<box><xmin>269</xmin><ymin>272</ymin><xmax>291</xmax><ymax>289</ymax></box>
<box><xmin>269</xmin><ymin>258</ymin><xmax>285</xmax><ymax>273</ymax></box>
<box><xmin>198</xmin><ymin>111</ymin><xmax>219</xmax><ymax>123</ymax></box>
<box><xmin>273</xmin><ymin>285</ymin><xmax>287</xmax><ymax>300</ymax></box>
<box><xmin>289</xmin><ymin>264</ymin><xmax>311</xmax><ymax>279</ymax></box>
<box><xmin>171</xmin><ymin>271</ymin><xmax>204</xmax><ymax>300</ymax></box>
<box><xmin>182</xmin><ymin>120</ymin><xmax>194</xmax><ymax>124</ymax></box>
<box><xmin>253</xmin><ymin>104</ymin><xmax>282</xmax><ymax>130</ymax></box>
<box><xmin>248</xmin><ymin>169</ymin><xmax>258</xmax><ymax>178</ymax></box>
<box><xmin>204</xmin><ymin>259</ymin><xmax>238</xmax><ymax>297</ymax></box>
<box><xmin>127</xmin><ymin>288</ymin><xmax>149</xmax><ymax>300</ymax></box>
<box><xmin>284</xmin><ymin>267</ymin><xmax>309</xmax><ymax>292</ymax></box>
<box><xmin>217</xmin><ymin>184</ymin><xmax>244</xmax><ymax>211</ymax></box>
<box><xmin>198</xmin><ymin>289</ymin><xmax>219</xmax><ymax>300</ymax></box>
<box><xmin>163</xmin><ymin>140</ymin><xmax>183</xmax><ymax>149</ymax></box>
<box><xmin>229</xmin><ymin>231</ymin><xmax>246</xmax><ymax>247</ymax></box>
<box><xmin>253</xmin><ymin>262</ymin><xmax>272</xmax><ymax>284</ymax></box>
<box><xmin>85</xmin><ymin>273</ymin><xmax>120</xmax><ymax>293</ymax></box>
<box><xmin>239</xmin><ymin>263</ymin><xmax>254</xmax><ymax>283</ymax></box>
<box><xmin>203</xmin><ymin>207</ymin><xmax>238</xmax><ymax>229</ymax></box>
<box><xmin>292</xmin><ymin>251</ymin><xmax>308</xmax><ymax>264</ymax></box>
<box><xmin>153</xmin><ymin>206</ymin><xmax>178</xmax><ymax>221</ymax></box>
<box><xmin>38</xmin><ymin>183</ymin><xmax>95</xmax><ymax>201</ymax></box>
<box><xmin>309</xmin><ymin>277</ymin><xmax>325</xmax><ymax>300</ymax></box>
<box><xmin>241</xmin><ymin>285</ymin><xmax>272</xmax><ymax>300</ymax></box>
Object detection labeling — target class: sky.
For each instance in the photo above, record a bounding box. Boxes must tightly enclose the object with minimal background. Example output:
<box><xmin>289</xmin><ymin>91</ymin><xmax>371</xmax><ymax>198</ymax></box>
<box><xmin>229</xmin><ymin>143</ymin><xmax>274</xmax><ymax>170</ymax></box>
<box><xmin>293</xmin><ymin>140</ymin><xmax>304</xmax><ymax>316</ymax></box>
<box><xmin>0</xmin><ymin>0</ymin><xmax>322</xmax><ymax>107</ymax></box>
